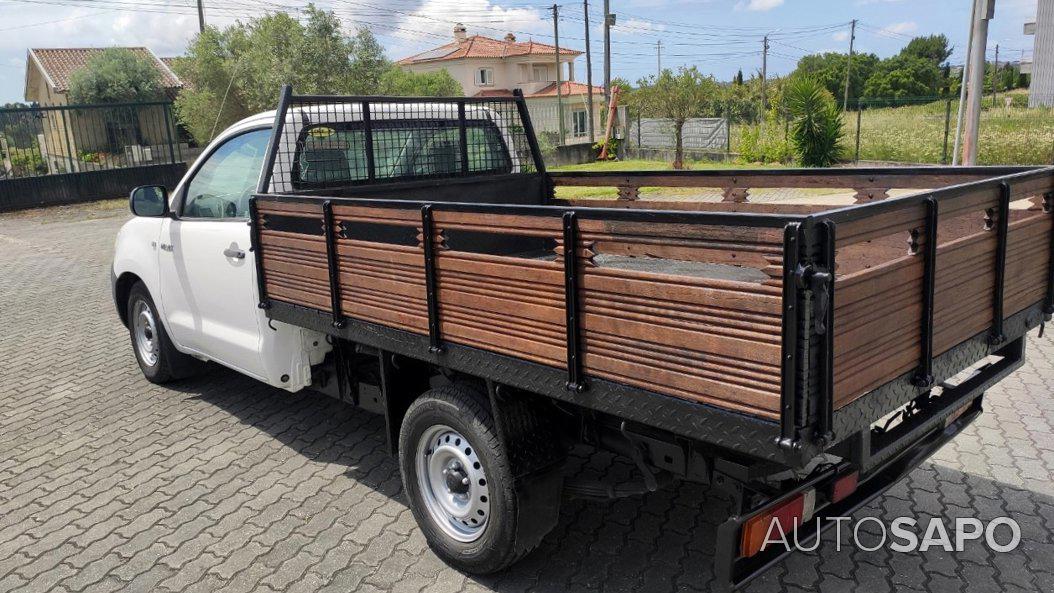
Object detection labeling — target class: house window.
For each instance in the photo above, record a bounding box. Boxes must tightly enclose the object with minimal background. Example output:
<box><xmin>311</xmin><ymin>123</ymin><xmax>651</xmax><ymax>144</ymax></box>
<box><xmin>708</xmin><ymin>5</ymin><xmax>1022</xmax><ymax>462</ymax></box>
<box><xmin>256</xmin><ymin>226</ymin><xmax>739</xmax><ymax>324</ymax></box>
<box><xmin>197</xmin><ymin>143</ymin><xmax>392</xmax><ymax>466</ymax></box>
<box><xmin>572</xmin><ymin>110</ymin><xmax>587</xmax><ymax>137</ymax></box>
<box><xmin>532</xmin><ymin>65</ymin><xmax>549</xmax><ymax>82</ymax></box>
<box><xmin>475</xmin><ymin>68</ymin><xmax>494</xmax><ymax>86</ymax></box>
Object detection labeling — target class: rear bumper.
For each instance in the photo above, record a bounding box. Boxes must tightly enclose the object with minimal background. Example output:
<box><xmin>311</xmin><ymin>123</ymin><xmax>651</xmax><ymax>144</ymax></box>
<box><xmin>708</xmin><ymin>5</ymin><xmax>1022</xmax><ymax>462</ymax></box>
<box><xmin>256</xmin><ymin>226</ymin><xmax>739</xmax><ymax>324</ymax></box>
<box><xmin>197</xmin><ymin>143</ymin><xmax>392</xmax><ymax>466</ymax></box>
<box><xmin>714</xmin><ymin>387</ymin><xmax>985</xmax><ymax>592</ymax></box>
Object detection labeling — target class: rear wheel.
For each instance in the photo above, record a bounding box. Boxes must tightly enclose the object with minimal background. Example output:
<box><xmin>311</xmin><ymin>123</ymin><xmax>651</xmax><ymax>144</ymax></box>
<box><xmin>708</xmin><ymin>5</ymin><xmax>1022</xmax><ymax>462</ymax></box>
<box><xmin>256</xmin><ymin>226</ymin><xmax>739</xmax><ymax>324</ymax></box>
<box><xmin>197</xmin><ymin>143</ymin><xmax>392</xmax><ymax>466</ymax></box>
<box><xmin>399</xmin><ymin>384</ymin><xmax>564</xmax><ymax>574</ymax></box>
<box><xmin>127</xmin><ymin>282</ymin><xmax>203</xmax><ymax>383</ymax></box>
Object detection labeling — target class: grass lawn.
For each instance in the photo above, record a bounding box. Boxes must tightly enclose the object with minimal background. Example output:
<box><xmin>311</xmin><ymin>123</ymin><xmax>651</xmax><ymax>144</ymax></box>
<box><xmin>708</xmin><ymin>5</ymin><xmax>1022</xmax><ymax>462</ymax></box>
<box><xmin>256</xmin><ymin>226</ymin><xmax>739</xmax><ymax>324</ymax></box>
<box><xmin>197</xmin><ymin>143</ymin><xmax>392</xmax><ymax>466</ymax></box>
<box><xmin>550</xmin><ymin>159</ymin><xmax>788</xmax><ymax>199</ymax></box>
<box><xmin>844</xmin><ymin>90</ymin><xmax>1054</xmax><ymax>165</ymax></box>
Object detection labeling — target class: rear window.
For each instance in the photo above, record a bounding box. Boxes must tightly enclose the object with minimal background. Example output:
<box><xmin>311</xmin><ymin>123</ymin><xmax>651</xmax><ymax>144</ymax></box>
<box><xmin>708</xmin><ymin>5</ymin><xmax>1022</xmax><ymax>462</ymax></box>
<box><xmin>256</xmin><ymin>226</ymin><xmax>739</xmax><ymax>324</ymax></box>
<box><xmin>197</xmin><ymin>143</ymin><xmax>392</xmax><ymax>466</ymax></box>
<box><xmin>293</xmin><ymin>119</ymin><xmax>512</xmax><ymax>189</ymax></box>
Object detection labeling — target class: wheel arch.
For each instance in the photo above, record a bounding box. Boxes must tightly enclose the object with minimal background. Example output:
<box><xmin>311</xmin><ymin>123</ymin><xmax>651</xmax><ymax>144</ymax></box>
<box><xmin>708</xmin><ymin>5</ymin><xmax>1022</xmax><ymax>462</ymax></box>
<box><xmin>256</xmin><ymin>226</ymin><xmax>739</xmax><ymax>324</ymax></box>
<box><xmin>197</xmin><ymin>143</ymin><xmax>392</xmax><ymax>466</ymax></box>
<box><xmin>113</xmin><ymin>271</ymin><xmax>144</xmax><ymax>327</ymax></box>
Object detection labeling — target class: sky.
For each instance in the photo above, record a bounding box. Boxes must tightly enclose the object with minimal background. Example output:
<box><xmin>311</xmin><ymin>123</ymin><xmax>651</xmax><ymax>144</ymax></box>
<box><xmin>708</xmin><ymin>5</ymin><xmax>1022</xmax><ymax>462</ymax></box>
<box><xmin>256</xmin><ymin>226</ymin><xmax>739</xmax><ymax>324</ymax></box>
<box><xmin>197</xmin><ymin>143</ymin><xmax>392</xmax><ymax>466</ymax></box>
<box><xmin>0</xmin><ymin>0</ymin><xmax>1043</xmax><ymax>104</ymax></box>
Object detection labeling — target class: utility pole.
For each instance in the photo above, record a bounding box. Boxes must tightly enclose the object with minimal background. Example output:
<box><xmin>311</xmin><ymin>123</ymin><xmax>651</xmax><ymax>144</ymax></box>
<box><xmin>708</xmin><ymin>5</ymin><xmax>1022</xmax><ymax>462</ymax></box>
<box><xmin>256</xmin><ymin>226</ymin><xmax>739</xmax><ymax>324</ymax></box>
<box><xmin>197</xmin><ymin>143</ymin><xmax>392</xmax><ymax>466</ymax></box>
<box><xmin>992</xmin><ymin>43</ymin><xmax>1000</xmax><ymax>105</ymax></box>
<box><xmin>603</xmin><ymin>0</ymin><xmax>612</xmax><ymax>105</ymax></box>
<box><xmin>962</xmin><ymin>0</ymin><xmax>994</xmax><ymax>165</ymax></box>
<box><xmin>953</xmin><ymin>0</ymin><xmax>981</xmax><ymax>165</ymax></box>
<box><xmin>656</xmin><ymin>40</ymin><xmax>662</xmax><ymax>75</ymax></box>
<box><xmin>552</xmin><ymin>4</ymin><xmax>566</xmax><ymax>145</ymax></box>
<box><xmin>583</xmin><ymin>0</ymin><xmax>595</xmax><ymax>142</ymax></box>
<box><xmin>761</xmin><ymin>34</ymin><xmax>769</xmax><ymax>112</ymax></box>
<box><xmin>842</xmin><ymin>19</ymin><xmax>857</xmax><ymax>111</ymax></box>
<box><xmin>197</xmin><ymin>0</ymin><xmax>206</xmax><ymax>33</ymax></box>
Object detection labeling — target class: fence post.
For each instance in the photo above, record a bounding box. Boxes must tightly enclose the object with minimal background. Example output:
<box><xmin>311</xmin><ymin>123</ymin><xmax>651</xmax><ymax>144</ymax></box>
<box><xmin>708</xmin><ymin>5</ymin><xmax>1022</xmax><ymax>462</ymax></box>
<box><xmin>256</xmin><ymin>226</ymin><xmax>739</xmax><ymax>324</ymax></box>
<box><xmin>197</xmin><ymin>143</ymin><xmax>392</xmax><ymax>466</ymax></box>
<box><xmin>162</xmin><ymin>103</ymin><xmax>178</xmax><ymax>165</ymax></box>
<box><xmin>854</xmin><ymin>102</ymin><xmax>863</xmax><ymax>163</ymax></box>
<box><xmin>636</xmin><ymin>112</ymin><xmax>642</xmax><ymax>157</ymax></box>
<box><xmin>60</xmin><ymin>110</ymin><xmax>77</xmax><ymax>174</ymax></box>
<box><xmin>941</xmin><ymin>99</ymin><xmax>952</xmax><ymax>165</ymax></box>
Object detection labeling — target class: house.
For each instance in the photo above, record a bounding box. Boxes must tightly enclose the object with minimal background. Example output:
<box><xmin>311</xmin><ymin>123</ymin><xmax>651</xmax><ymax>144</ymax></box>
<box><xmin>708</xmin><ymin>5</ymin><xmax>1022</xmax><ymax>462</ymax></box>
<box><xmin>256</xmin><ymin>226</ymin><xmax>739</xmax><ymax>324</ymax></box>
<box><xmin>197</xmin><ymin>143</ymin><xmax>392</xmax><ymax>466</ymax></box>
<box><xmin>23</xmin><ymin>47</ymin><xmax>183</xmax><ymax>173</ymax></box>
<box><xmin>1024</xmin><ymin>0</ymin><xmax>1054</xmax><ymax>107</ymax></box>
<box><xmin>397</xmin><ymin>24</ymin><xmax>605</xmax><ymax>144</ymax></box>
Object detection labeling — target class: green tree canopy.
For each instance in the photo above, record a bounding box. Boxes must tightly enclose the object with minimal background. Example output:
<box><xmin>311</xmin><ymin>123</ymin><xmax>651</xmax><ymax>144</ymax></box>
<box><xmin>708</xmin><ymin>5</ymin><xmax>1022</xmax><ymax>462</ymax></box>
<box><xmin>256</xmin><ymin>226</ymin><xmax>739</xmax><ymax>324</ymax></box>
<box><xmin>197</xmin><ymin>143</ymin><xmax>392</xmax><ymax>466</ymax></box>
<box><xmin>793</xmin><ymin>52</ymin><xmax>879</xmax><ymax>103</ymax></box>
<box><xmin>862</xmin><ymin>54</ymin><xmax>942</xmax><ymax>100</ymax></box>
<box><xmin>900</xmin><ymin>34</ymin><xmax>952</xmax><ymax>64</ymax></box>
<box><xmin>627</xmin><ymin>66</ymin><xmax>720</xmax><ymax>168</ymax></box>
<box><xmin>67</xmin><ymin>48</ymin><xmax>164</xmax><ymax>104</ymax></box>
<box><xmin>173</xmin><ymin>4</ymin><xmax>462</xmax><ymax>143</ymax></box>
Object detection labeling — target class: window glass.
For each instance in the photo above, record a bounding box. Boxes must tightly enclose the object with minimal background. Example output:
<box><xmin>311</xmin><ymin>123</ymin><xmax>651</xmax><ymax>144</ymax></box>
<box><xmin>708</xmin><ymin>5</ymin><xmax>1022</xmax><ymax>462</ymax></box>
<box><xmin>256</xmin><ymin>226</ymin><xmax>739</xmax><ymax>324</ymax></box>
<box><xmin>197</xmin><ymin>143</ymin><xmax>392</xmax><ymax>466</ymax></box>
<box><xmin>293</xmin><ymin>121</ymin><xmax>512</xmax><ymax>189</ymax></box>
<box><xmin>476</xmin><ymin>68</ymin><xmax>494</xmax><ymax>86</ymax></box>
<box><xmin>572</xmin><ymin>110</ymin><xmax>587</xmax><ymax>137</ymax></box>
<box><xmin>183</xmin><ymin>128</ymin><xmax>270</xmax><ymax>219</ymax></box>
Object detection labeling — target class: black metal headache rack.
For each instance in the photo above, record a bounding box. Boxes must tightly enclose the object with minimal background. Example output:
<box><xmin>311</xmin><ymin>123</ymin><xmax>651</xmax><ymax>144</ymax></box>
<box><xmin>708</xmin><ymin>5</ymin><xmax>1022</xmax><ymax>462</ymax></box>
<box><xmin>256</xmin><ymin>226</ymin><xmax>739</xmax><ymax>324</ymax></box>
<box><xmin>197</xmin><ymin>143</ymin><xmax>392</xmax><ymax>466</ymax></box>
<box><xmin>251</xmin><ymin>86</ymin><xmax>1054</xmax><ymax>473</ymax></box>
<box><xmin>257</xmin><ymin>85</ymin><xmax>544</xmax><ymax>196</ymax></box>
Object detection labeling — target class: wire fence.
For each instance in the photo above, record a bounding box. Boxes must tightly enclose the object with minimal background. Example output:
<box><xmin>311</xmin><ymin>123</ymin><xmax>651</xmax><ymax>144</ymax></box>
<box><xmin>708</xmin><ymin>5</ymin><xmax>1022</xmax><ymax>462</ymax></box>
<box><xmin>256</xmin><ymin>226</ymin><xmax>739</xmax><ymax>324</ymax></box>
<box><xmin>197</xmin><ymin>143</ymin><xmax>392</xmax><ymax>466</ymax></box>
<box><xmin>616</xmin><ymin>90</ymin><xmax>1054</xmax><ymax>167</ymax></box>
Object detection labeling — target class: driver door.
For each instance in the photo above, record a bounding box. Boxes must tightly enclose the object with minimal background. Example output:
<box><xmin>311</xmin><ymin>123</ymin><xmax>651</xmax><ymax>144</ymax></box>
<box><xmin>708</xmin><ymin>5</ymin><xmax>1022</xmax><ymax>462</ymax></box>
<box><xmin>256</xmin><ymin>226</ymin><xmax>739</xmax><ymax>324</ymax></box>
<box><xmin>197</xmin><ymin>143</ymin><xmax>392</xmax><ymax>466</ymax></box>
<box><xmin>157</xmin><ymin>128</ymin><xmax>272</xmax><ymax>379</ymax></box>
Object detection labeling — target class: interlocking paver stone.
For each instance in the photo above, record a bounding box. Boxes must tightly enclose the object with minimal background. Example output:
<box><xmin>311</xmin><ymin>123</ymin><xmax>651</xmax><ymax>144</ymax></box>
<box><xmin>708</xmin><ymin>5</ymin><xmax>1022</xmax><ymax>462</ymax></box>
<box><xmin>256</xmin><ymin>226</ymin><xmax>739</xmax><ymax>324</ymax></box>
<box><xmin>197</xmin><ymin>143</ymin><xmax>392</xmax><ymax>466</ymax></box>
<box><xmin>3</xmin><ymin>202</ymin><xmax>1054</xmax><ymax>593</ymax></box>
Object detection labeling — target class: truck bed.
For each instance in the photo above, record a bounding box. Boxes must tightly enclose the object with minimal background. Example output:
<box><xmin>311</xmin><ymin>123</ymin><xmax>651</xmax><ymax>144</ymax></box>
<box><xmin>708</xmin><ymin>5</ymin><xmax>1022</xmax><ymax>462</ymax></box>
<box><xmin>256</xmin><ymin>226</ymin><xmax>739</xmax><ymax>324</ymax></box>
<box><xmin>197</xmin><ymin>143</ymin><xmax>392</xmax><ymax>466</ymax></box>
<box><xmin>250</xmin><ymin>92</ymin><xmax>1054</xmax><ymax>469</ymax></box>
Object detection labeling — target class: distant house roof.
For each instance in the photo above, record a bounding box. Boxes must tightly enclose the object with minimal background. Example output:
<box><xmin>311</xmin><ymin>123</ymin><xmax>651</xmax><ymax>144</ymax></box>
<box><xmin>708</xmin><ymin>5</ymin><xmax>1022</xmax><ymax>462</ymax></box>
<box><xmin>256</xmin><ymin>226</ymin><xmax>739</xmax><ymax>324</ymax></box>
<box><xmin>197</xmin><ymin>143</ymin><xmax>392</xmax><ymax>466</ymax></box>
<box><xmin>471</xmin><ymin>81</ymin><xmax>603</xmax><ymax>99</ymax></box>
<box><xmin>398</xmin><ymin>34</ymin><xmax>581</xmax><ymax>65</ymax></box>
<box><xmin>529</xmin><ymin>81</ymin><xmax>605</xmax><ymax>97</ymax></box>
<box><xmin>27</xmin><ymin>47</ymin><xmax>182</xmax><ymax>94</ymax></box>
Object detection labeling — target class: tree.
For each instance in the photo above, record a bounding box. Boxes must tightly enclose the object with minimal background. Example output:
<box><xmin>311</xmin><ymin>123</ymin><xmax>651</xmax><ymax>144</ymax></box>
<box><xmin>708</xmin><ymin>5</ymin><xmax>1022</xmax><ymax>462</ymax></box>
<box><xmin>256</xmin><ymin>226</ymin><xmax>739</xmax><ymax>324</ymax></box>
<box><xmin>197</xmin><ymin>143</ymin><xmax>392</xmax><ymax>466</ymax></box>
<box><xmin>174</xmin><ymin>4</ymin><xmax>463</xmax><ymax>143</ymax></box>
<box><xmin>862</xmin><ymin>54</ymin><xmax>942</xmax><ymax>100</ymax></box>
<box><xmin>734</xmin><ymin>69</ymin><xmax>744</xmax><ymax>86</ymax></box>
<box><xmin>793</xmin><ymin>52</ymin><xmax>879</xmax><ymax>104</ymax></box>
<box><xmin>900</xmin><ymin>34</ymin><xmax>952</xmax><ymax>65</ymax></box>
<box><xmin>377</xmin><ymin>68</ymin><xmax>462</xmax><ymax>96</ymax></box>
<box><xmin>626</xmin><ymin>66</ymin><xmax>720</xmax><ymax>168</ymax></box>
<box><xmin>784</xmin><ymin>77</ymin><xmax>844</xmax><ymax>166</ymax></box>
<box><xmin>67</xmin><ymin>48</ymin><xmax>164</xmax><ymax>104</ymax></box>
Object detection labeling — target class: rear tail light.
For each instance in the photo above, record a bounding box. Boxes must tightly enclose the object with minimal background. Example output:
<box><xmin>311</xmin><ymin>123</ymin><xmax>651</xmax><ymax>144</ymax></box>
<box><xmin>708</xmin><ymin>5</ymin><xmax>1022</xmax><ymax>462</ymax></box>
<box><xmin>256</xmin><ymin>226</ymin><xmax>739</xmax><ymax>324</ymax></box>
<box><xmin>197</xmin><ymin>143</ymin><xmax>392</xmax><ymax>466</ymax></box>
<box><xmin>739</xmin><ymin>492</ymin><xmax>810</xmax><ymax>558</ymax></box>
<box><xmin>831</xmin><ymin>471</ymin><xmax>859</xmax><ymax>504</ymax></box>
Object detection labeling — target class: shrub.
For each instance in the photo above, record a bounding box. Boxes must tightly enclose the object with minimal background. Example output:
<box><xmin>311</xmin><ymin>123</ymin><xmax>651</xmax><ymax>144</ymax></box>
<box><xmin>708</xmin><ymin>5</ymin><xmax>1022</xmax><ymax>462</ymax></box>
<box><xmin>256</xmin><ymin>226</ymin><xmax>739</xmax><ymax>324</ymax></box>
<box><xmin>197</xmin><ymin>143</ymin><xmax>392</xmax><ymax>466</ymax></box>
<box><xmin>785</xmin><ymin>77</ymin><xmax>844</xmax><ymax>167</ymax></box>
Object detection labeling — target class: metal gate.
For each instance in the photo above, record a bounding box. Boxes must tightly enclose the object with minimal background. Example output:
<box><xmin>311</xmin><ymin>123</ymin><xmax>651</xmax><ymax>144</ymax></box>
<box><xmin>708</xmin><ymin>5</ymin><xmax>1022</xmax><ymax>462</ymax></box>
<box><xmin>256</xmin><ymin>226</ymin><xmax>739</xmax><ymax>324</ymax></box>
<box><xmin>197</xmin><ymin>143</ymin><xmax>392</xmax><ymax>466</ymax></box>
<box><xmin>0</xmin><ymin>101</ymin><xmax>189</xmax><ymax>212</ymax></box>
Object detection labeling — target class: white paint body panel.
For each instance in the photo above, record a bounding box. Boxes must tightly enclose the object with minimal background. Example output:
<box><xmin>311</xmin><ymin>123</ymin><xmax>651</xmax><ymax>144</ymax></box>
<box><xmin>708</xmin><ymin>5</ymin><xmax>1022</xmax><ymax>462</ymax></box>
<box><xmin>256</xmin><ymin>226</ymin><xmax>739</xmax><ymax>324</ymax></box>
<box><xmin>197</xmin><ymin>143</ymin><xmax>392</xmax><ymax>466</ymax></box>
<box><xmin>113</xmin><ymin>111</ymin><xmax>327</xmax><ymax>392</ymax></box>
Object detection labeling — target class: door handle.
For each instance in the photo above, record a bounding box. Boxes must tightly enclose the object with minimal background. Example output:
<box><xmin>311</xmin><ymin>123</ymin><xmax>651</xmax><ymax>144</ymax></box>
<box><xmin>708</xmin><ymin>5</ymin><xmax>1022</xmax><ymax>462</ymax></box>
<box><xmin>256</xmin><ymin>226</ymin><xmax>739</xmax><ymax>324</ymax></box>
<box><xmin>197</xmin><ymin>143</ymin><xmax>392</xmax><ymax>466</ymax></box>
<box><xmin>223</xmin><ymin>247</ymin><xmax>246</xmax><ymax>259</ymax></box>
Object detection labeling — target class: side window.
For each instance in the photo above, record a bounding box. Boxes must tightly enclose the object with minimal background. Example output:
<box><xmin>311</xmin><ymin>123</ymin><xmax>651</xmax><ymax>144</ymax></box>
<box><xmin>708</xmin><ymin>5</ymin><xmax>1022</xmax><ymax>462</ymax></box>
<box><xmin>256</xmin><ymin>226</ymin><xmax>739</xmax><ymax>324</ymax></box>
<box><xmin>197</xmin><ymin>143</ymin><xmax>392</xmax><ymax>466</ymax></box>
<box><xmin>183</xmin><ymin>128</ymin><xmax>271</xmax><ymax>219</ymax></box>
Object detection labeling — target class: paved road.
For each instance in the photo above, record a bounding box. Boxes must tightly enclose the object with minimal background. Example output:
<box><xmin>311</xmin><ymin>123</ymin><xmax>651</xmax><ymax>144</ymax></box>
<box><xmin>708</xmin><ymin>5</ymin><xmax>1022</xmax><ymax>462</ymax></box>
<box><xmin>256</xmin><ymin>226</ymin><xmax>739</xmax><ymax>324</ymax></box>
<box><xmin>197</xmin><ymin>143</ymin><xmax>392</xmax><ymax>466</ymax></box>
<box><xmin>2</xmin><ymin>204</ymin><xmax>1053</xmax><ymax>593</ymax></box>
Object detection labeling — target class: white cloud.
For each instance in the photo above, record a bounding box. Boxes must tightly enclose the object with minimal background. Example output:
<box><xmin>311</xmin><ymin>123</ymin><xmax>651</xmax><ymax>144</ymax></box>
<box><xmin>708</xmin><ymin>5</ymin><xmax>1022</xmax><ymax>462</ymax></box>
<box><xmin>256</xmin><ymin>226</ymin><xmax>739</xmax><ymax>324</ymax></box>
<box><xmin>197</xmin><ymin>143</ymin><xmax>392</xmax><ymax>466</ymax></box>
<box><xmin>383</xmin><ymin>0</ymin><xmax>548</xmax><ymax>60</ymax></box>
<box><xmin>734</xmin><ymin>0</ymin><xmax>785</xmax><ymax>11</ymax></box>
<box><xmin>882</xmin><ymin>21</ymin><xmax>918</xmax><ymax>35</ymax></box>
<box><xmin>832</xmin><ymin>31</ymin><xmax>850</xmax><ymax>42</ymax></box>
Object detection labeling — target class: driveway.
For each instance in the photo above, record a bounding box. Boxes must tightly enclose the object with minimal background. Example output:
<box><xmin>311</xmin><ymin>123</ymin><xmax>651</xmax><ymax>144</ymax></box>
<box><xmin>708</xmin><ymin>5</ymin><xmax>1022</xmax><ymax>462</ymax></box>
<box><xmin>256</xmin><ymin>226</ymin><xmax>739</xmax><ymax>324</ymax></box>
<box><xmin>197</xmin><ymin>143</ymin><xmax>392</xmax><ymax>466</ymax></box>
<box><xmin>1</xmin><ymin>202</ymin><xmax>1053</xmax><ymax>593</ymax></box>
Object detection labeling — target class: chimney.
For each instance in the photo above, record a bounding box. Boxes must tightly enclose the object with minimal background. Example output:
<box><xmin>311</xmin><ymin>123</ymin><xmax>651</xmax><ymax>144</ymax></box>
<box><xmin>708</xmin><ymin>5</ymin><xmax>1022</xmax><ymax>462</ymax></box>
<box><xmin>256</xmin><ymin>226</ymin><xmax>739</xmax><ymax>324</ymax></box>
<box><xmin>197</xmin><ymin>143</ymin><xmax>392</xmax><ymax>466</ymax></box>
<box><xmin>453</xmin><ymin>23</ymin><xmax>467</xmax><ymax>42</ymax></box>
<box><xmin>504</xmin><ymin>33</ymin><xmax>516</xmax><ymax>43</ymax></box>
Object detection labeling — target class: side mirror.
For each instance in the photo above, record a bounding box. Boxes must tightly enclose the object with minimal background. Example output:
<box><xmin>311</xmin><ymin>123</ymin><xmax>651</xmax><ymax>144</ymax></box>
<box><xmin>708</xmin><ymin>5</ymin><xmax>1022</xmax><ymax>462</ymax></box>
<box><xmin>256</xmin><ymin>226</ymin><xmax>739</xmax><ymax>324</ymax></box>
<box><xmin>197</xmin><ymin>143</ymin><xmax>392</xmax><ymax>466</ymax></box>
<box><xmin>129</xmin><ymin>185</ymin><xmax>169</xmax><ymax>217</ymax></box>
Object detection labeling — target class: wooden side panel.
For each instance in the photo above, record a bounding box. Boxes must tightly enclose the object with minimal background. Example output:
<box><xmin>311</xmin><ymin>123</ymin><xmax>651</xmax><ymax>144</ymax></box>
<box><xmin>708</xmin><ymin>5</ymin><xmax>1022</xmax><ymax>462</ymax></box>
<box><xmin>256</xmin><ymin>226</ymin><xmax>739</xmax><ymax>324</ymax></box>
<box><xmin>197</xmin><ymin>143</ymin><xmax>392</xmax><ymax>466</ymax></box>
<box><xmin>255</xmin><ymin>199</ymin><xmax>786</xmax><ymax>419</ymax></box>
<box><xmin>832</xmin><ymin>187</ymin><xmax>1054</xmax><ymax>409</ymax></box>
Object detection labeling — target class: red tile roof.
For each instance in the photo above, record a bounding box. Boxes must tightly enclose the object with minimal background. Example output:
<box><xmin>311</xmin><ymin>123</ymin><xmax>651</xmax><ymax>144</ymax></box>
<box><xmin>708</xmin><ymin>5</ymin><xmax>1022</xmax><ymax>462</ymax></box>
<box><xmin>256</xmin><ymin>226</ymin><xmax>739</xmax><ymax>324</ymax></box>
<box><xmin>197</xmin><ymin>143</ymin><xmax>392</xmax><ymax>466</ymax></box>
<box><xmin>29</xmin><ymin>47</ymin><xmax>182</xmax><ymax>93</ymax></box>
<box><xmin>398</xmin><ymin>35</ymin><xmax>581</xmax><ymax>65</ymax></box>
<box><xmin>528</xmin><ymin>81</ymin><xmax>605</xmax><ymax>97</ymax></box>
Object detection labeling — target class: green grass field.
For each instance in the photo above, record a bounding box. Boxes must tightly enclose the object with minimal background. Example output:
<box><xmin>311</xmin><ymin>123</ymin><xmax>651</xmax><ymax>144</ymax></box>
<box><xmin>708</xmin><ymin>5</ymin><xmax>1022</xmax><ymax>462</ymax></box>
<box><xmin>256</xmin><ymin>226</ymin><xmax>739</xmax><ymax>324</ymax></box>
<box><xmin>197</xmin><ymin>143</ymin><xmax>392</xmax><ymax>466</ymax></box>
<box><xmin>845</xmin><ymin>91</ymin><xmax>1054</xmax><ymax>165</ymax></box>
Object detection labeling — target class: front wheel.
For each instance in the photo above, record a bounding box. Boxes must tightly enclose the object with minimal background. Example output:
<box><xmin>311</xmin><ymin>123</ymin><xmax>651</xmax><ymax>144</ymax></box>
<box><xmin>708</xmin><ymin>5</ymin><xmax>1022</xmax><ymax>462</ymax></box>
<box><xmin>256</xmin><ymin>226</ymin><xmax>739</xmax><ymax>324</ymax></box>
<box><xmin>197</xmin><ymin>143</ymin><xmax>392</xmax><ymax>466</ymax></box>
<box><xmin>126</xmin><ymin>282</ymin><xmax>203</xmax><ymax>383</ymax></box>
<box><xmin>399</xmin><ymin>384</ymin><xmax>563</xmax><ymax>574</ymax></box>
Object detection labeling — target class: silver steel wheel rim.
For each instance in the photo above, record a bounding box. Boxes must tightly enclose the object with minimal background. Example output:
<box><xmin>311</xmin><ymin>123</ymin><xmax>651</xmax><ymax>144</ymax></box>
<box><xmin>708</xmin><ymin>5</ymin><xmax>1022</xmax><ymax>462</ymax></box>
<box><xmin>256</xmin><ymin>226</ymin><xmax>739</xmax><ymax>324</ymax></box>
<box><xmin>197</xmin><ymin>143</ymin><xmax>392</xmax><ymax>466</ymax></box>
<box><xmin>416</xmin><ymin>425</ymin><xmax>491</xmax><ymax>543</ymax></box>
<box><xmin>132</xmin><ymin>299</ymin><xmax>160</xmax><ymax>367</ymax></box>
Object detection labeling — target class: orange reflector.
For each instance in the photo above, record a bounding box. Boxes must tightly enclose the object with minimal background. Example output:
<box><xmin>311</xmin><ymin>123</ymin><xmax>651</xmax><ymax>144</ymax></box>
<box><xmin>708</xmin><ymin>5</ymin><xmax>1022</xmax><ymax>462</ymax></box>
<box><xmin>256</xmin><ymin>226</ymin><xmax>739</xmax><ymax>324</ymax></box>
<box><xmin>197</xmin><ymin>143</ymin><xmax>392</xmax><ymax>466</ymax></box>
<box><xmin>739</xmin><ymin>494</ymin><xmax>805</xmax><ymax>558</ymax></box>
<box><xmin>831</xmin><ymin>471</ymin><xmax>859</xmax><ymax>504</ymax></box>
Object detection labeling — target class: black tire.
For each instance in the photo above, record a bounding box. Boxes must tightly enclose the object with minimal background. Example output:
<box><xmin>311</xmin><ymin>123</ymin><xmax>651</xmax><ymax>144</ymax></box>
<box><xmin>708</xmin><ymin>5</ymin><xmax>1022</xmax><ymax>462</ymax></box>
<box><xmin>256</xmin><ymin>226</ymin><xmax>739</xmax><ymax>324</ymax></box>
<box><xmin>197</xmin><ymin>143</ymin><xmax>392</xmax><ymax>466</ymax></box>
<box><xmin>399</xmin><ymin>384</ymin><xmax>564</xmax><ymax>574</ymax></box>
<box><xmin>126</xmin><ymin>282</ymin><xmax>204</xmax><ymax>383</ymax></box>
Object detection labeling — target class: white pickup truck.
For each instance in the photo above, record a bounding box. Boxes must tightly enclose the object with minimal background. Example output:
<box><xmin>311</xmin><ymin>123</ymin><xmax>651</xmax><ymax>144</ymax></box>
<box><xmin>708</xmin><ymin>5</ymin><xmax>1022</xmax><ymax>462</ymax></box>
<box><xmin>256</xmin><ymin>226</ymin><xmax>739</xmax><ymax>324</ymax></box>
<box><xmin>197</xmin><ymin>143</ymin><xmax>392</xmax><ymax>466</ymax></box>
<box><xmin>113</xmin><ymin>88</ymin><xmax>1054</xmax><ymax>591</ymax></box>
